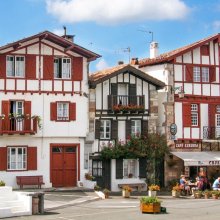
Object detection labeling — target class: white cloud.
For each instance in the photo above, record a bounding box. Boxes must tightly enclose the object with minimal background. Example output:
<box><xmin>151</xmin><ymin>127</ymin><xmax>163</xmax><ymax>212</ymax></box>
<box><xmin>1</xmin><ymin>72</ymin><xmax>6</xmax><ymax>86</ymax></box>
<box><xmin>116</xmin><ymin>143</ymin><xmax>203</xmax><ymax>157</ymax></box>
<box><xmin>46</xmin><ymin>0</ymin><xmax>189</xmax><ymax>25</ymax></box>
<box><xmin>52</xmin><ymin>28</ymin><xmax>65</xmax><ymax>36</ymax></box>
<box><xmin>95</xmin><ymin>59</ymin><xmax>109</xmax><ymax>71</ymax></box>
<box><xmin>213</xmin><ymin>20</ymin><xmax>220</xmax><ymax>31</ymax></box>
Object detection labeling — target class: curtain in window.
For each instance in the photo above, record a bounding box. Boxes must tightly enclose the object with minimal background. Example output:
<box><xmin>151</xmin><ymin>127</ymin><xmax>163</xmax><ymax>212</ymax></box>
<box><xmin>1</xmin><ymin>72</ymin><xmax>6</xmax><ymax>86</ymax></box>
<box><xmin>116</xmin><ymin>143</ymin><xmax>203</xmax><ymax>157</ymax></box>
<box><xmin>62</xmin><ymin>58</ymin><xmax>71</xmax><ymax>78</ymax></box>
<box><xmin>6</xmin><ymin>56</ymin><xmax>14</xmax><ymax>76</ymax></box>
<box><xmin>16</xmin><ymin>57</ymin><xmax>24</xmax><ymax>77</ymax></box>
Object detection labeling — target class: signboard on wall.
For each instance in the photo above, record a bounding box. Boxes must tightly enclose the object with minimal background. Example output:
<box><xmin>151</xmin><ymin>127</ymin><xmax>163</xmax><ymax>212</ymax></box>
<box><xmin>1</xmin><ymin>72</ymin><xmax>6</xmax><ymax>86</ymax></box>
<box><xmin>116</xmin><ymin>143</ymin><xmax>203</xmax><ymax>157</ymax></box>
<box><xmin>175</xmin><ymin>143</ymin><xmax>199</xmax><ymax>149</ymax></box>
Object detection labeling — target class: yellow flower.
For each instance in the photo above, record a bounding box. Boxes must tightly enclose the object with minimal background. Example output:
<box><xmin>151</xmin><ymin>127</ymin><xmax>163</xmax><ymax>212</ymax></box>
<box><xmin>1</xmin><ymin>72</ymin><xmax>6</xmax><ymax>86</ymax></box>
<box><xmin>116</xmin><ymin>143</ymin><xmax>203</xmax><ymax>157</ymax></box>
<box><xmin>148</xmin><ymin>184</ymin><xmax>160</xmax><ymax>191</ymax></box>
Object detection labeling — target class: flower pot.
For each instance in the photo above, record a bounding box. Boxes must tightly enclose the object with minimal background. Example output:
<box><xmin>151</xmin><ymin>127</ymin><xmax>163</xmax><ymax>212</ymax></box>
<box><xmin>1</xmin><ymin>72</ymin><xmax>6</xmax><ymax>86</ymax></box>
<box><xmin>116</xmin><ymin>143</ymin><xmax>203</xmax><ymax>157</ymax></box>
<box><xmin>148</xmin><ymin>190</ymin><xmax>157</xmax><ymax>197</ymax></box>
<box><xmin>122</xmin><ymin>190</ymin><xmax>130</xmax><ymax>198</ymax></box>
<box><xmin>212</xmin><ymin>194</ymin><xmax>219</xmax><ymax>199</ymax></box>
<box><xmin>172</xmin><ymin>190</ymin><xmax>180</xmax><ymax>198</ymax></box>
<box><xmin>140</xmin><ymin>203</ymin><xmax>161</xmax><ymax>213</ymax></box>
<box><xmin>204</xmin><ymin>194</ymin><xmax>210</xmax><ymax>199</ymax></box>
<box><xmin>194</xmin><ymin>193</ymin><xmax>202</xmax><ymax>199</ymax></box>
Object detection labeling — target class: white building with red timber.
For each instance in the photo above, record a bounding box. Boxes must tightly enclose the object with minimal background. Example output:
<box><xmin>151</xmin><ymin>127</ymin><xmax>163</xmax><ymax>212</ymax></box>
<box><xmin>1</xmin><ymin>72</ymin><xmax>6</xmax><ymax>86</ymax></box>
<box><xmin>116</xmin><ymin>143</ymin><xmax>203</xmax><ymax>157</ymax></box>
<box><xmin>139</xmin><ymin>34</ymin><xmax>220</xmax><ymax>183</ymax></box>
<box><xmin>0</xmin><ymin>31</ymin><xmax>100</xmax><ymax>188</ymax></box>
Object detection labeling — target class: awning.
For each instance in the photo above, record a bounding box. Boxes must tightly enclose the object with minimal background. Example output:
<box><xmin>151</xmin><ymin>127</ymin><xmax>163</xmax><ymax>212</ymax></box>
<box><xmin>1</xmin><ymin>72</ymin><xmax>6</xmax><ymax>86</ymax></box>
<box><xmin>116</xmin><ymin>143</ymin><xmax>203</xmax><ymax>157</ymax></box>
<box><xmin>171</xmin><ymin>151</ymin><xmax>220</xmax><ymax>166</ymax></box>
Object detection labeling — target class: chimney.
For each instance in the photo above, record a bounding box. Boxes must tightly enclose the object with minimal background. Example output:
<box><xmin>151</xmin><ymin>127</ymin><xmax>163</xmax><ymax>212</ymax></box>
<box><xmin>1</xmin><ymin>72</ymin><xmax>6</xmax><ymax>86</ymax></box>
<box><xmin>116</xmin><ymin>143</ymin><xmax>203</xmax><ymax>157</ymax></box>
<box><xmin>118</xmin><ymin>61</ymin><xmax>124</xmax><ymax>65</ymax></box>
<box><xmin>130</xmin><ymin>57</ymin><xmax>139</xmax><ymax>65</ymax></box>
<box><xmin>150</xmin><ymin>42</ymin><xmax>159</xmax><ymax>59</ymax></box>
<box><xmin>62</xmin><ymin>26</ymin><xmax>75</xmax><ymax>42</ymax></box>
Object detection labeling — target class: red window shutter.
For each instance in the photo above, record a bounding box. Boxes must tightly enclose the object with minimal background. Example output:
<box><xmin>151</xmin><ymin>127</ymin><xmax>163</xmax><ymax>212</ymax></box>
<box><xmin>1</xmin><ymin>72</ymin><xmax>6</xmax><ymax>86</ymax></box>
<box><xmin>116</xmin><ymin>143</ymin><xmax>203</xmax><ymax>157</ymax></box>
<box><xmin>210</xmin><ymin>66</ymin><xmax>216</xmax><ymax>82</ymax></box>
<box><xmin>183</xmin><ymin>103</ymin><xmax>191</xmax><ymax>127</ymax></box>
<box><xmin>24</xmin><ymin>101</ymin><xmax>31</xmax><ymax>130</ymax></box>
<box><xmin>72</xmin><ymin>57</ymin><xmax>83</xmax><ymax>81</ymax></box>
<box><xmin>50</xmin><ymin>102</ymin><xmax>57</xmax><ymax>121</ymax></box>
<box><xmin>2</xmin><ymin>101</ymin><xmax>10</xmax><ymax>130</ymax></box>
<box><xmin>185</xmin><ymin>65</ymin><xmax>193</xmax><ymax>82</ymax></box>
<box><xmin>27</xmin><ymin>147</ymin><xmax>37</xmax><ymax>170</ymax></box>
<box><xmin>201</xmin><ymin>45</ymin><xmax>210</xmax><ymax>56</ymax></box>
<box><xmin>43</xmin><ymin>56</ymin><xmax>54</xmax><ymax>80</ymax></box>
<box><xmin>0</xmin><ymin>147</ymin><xmax>7</xmax><ymax>171</ymax></box>
<box><xmin>69</xmin><ymin>103</ymin><xmax>76</xmax><ymax>121</ymax></box>
<box><xmin>209</xmin><ymin>104</ymin><xmax>216</xmax><ymax>127</ymax></box>
<box><xmin>0</xmin><ymin>55</ymin><xmax>6</xmax><ymax>78</ymax></box>
<box><xmin>25</xmin><ymin>55</ymin><xmax>36</xmax><ymax>79</ymax></box>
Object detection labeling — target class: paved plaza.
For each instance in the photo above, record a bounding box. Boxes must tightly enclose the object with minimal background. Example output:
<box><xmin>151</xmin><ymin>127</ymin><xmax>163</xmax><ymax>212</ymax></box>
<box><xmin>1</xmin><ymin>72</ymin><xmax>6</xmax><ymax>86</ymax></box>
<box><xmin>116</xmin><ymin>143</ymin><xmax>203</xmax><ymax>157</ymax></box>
<box><xmin>7</xmin><ymin>189</ymin><xmax>220</xmax><ymax>220</ymax></box>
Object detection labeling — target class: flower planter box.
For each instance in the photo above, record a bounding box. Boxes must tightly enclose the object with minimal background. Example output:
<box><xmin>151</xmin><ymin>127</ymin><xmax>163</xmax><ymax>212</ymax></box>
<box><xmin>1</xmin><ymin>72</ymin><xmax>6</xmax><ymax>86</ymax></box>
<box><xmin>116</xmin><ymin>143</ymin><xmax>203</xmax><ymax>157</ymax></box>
<box><xmin>140</xmin><ymin>203</ymin><xmax>161</xmax><ymax>213</ymax></box>
<box><xmin>148</xmin><ymin>190</ymin><xmax>157</xmax><ymax>197</ymax></box>
<box><xmin>172</xmin><ymin>190</ymin><xmax>180</xmax><ymax>198</ymax></box>
<box><xmin>122</xmin><ymin>190</ymin><xmax>130</xmax><ymax>198</ymax></box>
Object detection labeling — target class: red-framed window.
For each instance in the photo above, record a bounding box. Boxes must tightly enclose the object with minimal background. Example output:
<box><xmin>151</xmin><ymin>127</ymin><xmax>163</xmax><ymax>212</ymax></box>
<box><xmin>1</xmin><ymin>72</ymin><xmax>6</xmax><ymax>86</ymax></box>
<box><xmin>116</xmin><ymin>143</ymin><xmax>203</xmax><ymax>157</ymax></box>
<box><xmin>50</xmin><ymin>101</ymin><xmax>76</xmax><ymax>121</ymax></box>
<box><xmin>183</xmin><ymin>103</ymin><xmax>200</xmax><ymax>127</ymax></box>
<box><xmin>0</xmin><ymin>146</ymin><xmax>37</xmax><ymax>171</ymax></box>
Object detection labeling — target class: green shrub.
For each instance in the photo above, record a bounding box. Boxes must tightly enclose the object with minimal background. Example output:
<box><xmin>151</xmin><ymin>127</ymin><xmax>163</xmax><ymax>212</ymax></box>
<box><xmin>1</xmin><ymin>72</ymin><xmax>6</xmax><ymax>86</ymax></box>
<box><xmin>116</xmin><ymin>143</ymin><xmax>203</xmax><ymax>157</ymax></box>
<box><xmin>0</xmin><ymin>180</ymin><xmax>5</xmax><ymax>186</ymax></box>
<box><xmin>140</xmin><ymin>196</ymin><xmax>161</xmax><ymax>204</ymax></box>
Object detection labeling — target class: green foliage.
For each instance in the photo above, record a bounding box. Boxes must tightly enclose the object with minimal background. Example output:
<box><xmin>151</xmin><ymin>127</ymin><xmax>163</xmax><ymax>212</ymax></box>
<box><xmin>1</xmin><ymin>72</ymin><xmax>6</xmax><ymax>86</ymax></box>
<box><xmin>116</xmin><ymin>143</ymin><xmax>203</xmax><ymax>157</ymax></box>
<box><xmin>94</xmin><ymin>185</ymin><xmax>101</xmax><ymax>191</ymax></box>
<box><xmin>140</xmin><ymin>196</ymin><xmax>161</xmax><ymax>204</ymax></box>
<box><xmin>100</xmin><ymin>133</ymin><xmax>169</xmax><ymax>160</ymax></box>
<box><xmin>167</xmin><ymin>178</ymin><xmax>179</xmax><ymax>190</ymax></box>
<box><xmin>0</xmin><ymin>180</ymin><xmax>5</xmax><ymax>186</ymax></box>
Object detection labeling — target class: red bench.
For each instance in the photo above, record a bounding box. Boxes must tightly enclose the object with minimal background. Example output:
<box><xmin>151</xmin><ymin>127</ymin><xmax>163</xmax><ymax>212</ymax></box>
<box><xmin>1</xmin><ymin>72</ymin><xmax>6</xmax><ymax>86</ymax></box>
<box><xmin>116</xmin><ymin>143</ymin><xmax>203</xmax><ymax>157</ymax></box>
<box><xmin>16</xmin><ymin>175</ymin><xmax>45</xmax><ymax>189</ymax></box>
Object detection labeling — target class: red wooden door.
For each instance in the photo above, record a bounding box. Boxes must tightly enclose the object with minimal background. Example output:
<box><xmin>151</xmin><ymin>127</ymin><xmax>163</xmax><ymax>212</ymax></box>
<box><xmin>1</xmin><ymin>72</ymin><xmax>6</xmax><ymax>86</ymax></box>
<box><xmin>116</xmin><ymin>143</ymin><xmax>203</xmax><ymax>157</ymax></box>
<box><xmin>51</xmin><ymin>146</ymin><xmax>77</xmax><ymax>187</ymax></box>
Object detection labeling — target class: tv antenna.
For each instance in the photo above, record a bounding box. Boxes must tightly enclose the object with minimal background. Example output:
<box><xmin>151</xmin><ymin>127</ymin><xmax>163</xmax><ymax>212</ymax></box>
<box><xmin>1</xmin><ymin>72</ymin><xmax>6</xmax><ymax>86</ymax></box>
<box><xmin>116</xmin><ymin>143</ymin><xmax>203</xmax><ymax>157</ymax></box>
<box><xmin>121</xmin><ymin>47</ymin><xmax>131</xmax><ymax>63</ymax></box>
<box><xmin>138</xmin><ymin>30</ymin><xmax>154</xmax><ymax>42</ymax></box>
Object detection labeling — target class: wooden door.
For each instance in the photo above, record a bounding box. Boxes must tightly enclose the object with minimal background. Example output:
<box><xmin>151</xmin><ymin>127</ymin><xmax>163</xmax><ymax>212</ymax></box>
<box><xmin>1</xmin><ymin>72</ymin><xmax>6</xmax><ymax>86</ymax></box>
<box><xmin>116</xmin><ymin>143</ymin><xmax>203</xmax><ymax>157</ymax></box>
<box><xmin>51</xmin><ymin>146</ymin><xmax>77</xmax><ymax>187</ymax></box>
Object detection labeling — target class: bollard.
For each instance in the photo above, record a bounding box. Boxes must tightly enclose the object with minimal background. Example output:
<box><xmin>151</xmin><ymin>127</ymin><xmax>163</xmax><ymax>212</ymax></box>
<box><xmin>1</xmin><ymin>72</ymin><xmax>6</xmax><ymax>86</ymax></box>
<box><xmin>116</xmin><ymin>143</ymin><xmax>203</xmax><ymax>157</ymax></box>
<box><xmin>32</xmin><ymin>197</ymin><xmax>39</xmax><ymax>214</ymax></box>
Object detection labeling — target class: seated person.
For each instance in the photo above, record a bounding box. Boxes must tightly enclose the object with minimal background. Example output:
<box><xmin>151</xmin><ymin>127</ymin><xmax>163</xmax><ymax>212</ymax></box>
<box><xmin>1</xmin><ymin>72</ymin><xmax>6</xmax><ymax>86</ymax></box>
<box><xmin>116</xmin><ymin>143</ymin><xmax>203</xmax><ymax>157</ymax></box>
<box><xmin>180</xmin><ymin>175</ymin><xmax>190</xmax><ymax>195</ymax></box>
<box><xmin>212</xmin><ymin>177</ymin><xmax>220</xmax><ymax>190</ymax></box>
<box><xmin>191</xmin><ymin>177</ymin><xmax>203</xmax><ymax>196</ymax></box>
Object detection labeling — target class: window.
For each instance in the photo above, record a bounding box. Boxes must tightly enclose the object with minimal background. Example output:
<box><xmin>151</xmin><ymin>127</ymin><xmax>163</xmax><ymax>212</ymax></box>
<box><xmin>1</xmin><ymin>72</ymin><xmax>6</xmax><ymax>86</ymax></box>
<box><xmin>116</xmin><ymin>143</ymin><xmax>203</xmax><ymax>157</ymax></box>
<box><xmin>7</xmin><ymin>56</ymin><xmax>25</xmax><ymax>77</ymax></box>
<box><xmin>216</xmin><ymin>105</ymin><xmax>220</xmax><ymax>113</ymax></box>
<box><xmin>202</xmin><ymin>67</ymin><xmax>209</xmax><ymax>82</ymax></box>
<box><xmin>57</xmin><ymin>102</ymin><xmax>69</xmax><ymax>120</ymax></box>
<box><xmin>193</xmin><ymin>66</ymin><xmax>209</xmax><ymax>83</ymax></box>
<box><xmin>191</xmin><ymin>104</ymin><xmax>198</xmax><ymax>126</ymax></box>
<box><xmin>123</xmin><ymin>159</ymin><xmax>137</xmax><ymax>178</ymax></box>
<box><xmin>100</xmin><ymin>120</ymin><xmax>111</xmax><ymax>139</ymax></box>
<box><xmin>7</xmin><ymin>147</ymin><xmax>27</xmax><ymax>170</ymax></box>
<box><xmin>92</xmin><ymin>160</ymin><xmax>102</xmax><ymax>177</ymax></box>
<box><xmin>131</xmin><ymin>120</ymin><xmax>141</xmax><ymax>136</ymax></box>
<box><xmin>54</xmin><ymin>57</ymin><xmax>71</xmax><ymax>79</ymax></box>
<box><xmin>193</xmin><ymin>67</ymin><xmax>200</xmax><ymax>82</ymax></box>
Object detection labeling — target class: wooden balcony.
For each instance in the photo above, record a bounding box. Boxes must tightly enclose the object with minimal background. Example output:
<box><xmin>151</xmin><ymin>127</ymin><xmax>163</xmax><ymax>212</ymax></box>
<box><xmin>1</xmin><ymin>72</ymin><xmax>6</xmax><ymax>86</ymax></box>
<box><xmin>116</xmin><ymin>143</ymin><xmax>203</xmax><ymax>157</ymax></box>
<box><xmin>203</xmin><ymin>126</ymin><xmax>220</xmax><ymax>140</ymax></box>
<box><xmin>108</xmin><ymin>95</ymin><xmax>145</xmax><ymax>113</ymax></box>
<box><xmin>0</xmin><ymin>116</ymin><xmax>38</xmax><ymax>135</ymax></box>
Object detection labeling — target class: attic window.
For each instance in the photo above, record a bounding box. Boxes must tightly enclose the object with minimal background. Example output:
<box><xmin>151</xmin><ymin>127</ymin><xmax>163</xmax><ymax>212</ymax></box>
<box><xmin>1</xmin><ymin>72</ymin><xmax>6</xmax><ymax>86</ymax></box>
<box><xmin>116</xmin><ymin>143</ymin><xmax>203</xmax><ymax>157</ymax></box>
<box><xmin>54</xmin><ymin>57</ymin><xmax>71</xmax><ymax>79</ymax></box>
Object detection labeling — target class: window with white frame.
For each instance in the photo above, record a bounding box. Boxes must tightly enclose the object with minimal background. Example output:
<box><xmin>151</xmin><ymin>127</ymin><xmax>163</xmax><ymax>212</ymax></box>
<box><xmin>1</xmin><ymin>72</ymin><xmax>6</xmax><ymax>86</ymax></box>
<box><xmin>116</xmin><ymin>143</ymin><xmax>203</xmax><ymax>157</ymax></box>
<box><xmin>57</xmin><ymin>102</ymin><xmax>69</xmax><ymax>120</ymax></box>
<box><xmin>193</xmin><ymin>66</ymin><xmax>200</xmax><ymax>82</ymax></box>
<box><xmin>131</xmin><ymin>120</ymin><xmax>141</xmax><ymax>136</ymax></box>
<box><xmin>54</xmin><ymin>57</ymin><xmax>71</xmax><ymax>79</ymax></box>
<box><xmin>123</xmin><ymin>159</ymin><xmax>137</xmax><ymax>178</ymax></box>
<box><xmin>7</xmin><ymin>147</ymin><xmax>27</xmax><ymax>170</ymax></box>
<box><xmin>201</xmin><ymin>67</ymin><xmax>209</xmax><ymax>82</ymax></box>
<box><xmin>216</xmin><ymin>105</ymin><xmax>220</xmax><ymax>113</ymax></box>
<box><xmin>100</xmin><ymin>120</ymin><xmax>111</xmax><ymax>139</ymax></box>
<box><xmin>191</xmin><ymin>104</ymin><xmax>198</xmax><ymax>126</ymax></box>
<box><xmin>7</xmin><ymin>56</ymin><xmax>25</xmax><ymax>77</ymax></box>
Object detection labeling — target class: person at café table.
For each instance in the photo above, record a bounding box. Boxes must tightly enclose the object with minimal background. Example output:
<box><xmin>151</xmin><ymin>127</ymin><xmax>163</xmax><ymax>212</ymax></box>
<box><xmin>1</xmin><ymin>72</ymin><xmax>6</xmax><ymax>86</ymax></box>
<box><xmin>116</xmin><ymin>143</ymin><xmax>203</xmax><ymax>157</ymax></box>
<box><xmin>212</xmin><ymin>177</ymin><xmax>220</xmax><ymax>191</ymax></box>
<box><xmin>180</xmin><ymin>175</ymin><xmax>190</xmax><ymax>195</ymax></box>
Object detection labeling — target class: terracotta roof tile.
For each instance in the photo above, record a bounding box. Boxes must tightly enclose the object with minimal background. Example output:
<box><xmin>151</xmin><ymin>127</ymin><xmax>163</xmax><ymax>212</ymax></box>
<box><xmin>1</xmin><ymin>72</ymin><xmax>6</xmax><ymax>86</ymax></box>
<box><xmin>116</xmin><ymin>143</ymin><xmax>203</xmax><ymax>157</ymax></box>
<box><xmin>139</xmin><ymin>33</ymin><xmax>220</xmax><ymax>67</ymax></box>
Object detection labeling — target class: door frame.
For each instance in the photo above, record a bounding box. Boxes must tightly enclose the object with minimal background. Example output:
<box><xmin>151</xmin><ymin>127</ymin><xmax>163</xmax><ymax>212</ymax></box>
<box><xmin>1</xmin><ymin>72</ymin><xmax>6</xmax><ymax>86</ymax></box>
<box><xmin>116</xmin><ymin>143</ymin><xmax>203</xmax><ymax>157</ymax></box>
<box><xmin>50</xmin><ymin>143</ymin><xmax>81</xmax><ymax>185</ymax></box>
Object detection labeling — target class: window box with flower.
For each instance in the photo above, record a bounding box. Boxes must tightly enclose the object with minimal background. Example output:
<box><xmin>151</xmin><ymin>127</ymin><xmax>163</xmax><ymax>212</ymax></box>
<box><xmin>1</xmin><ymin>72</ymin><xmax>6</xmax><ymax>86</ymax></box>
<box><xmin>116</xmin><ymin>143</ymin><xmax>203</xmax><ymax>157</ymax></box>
<box><xmin>140</xmin><ymin>196</ymin><xmax>161</xmax><ymax>213</ymax></box>
<box><xmin>112</xmin><ymin>104</ymin><xmax>144</xmax><ymax>114</ymax></box>
<box><xmin>172</xmin><ymin>184</ymin><xmax>181</xmax><ymax>197</ymax></box>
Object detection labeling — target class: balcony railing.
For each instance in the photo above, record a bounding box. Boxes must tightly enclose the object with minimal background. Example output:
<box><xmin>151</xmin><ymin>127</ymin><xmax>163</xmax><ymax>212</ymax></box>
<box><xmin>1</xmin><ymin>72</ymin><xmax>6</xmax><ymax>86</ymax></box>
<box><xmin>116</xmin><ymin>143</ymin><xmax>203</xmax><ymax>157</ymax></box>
<box><xmin>108</xmin><ymin>95</ymin><xmax>145</xmax><ymax>113</ymax></box>
<box><xmin>203</xmin><ymin>126</ymin><xmax>220</xmax><ymax>140</ymax></box>
<box><xmin>0</xmin><ymin>116</ymin><xmax>38</xmax><ymax>135</ymax></box>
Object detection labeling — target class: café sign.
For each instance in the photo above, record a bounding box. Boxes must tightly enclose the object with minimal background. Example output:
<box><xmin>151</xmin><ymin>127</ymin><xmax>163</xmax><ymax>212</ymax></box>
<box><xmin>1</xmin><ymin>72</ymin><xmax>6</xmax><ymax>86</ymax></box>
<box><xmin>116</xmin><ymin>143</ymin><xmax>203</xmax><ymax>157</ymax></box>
<box><xmin>175</xmin><ymin>143</ymin><xmax>199</xmax><ymax>149</ymax></box>
<box><xmin>185</xmin><ymin>160</ymin><xmax>220</xmax><ymax>166</ymax></box>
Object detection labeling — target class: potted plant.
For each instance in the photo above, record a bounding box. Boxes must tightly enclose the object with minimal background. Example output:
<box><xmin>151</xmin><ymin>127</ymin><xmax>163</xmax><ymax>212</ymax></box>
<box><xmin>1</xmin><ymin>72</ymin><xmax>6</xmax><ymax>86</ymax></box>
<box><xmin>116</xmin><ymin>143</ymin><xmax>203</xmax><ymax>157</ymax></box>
<box><xmin>203</xmin><ymin>190</ymin><xmax>211</xmax><ymax>199</ymax></box>
<box><xmin>122</xmin><ymin>185</ymin><xmax>132</xmax><ymax>198</ymax></box>
<box><xmin>85</xmin><ymin>173</ymin><xmax>95</xmax><ymax>181</ymax></box>
<box><xmin>148</xmin><ymin>184</ymin><xmax>160</xmax><ymax>197</ymax></box>
<box><xmin>140</xmin><ymin>196</ymin><xmax>161</xmax><ymax>213</ymax></box>
<box><xmin>172</xmin><ymin>184</ymin><xmax>181</xmax><ymax>197</ymax></box>
<box><xmin>211</xmin><ymin>190</ymin><xmax>219</xmax><ymax>199</ymax></box>
<box><xmin>94</xmin><ymin>185</ymin><xmax>101</xmax><ymax>191</ymax></box>
<box><xmin>194</xmin><ymin>190</ymin><xmax>203</xmax><ymax>199</ymax></box>
<box><xmin>0</xmin><ymin>180</ymin><xmax>5</xmax><ymax>186</ymax></box>
<box><xmin>103</xmin><ymin>188</ymin><xmax>110</xmax><ymax>199</ymax></box>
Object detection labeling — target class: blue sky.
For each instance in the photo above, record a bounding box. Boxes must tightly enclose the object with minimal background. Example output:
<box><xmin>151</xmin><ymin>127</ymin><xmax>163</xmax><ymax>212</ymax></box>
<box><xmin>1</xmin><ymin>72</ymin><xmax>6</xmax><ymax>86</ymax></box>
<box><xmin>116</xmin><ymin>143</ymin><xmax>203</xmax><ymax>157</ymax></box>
<box><xmin>0</xmin><ymin>0</ymin><xmax>220</xmax><ymax>72</ymax></box>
